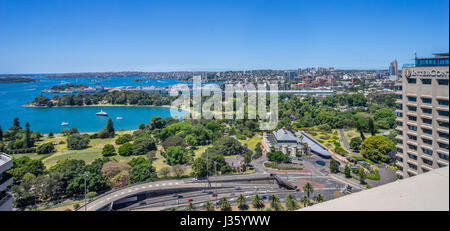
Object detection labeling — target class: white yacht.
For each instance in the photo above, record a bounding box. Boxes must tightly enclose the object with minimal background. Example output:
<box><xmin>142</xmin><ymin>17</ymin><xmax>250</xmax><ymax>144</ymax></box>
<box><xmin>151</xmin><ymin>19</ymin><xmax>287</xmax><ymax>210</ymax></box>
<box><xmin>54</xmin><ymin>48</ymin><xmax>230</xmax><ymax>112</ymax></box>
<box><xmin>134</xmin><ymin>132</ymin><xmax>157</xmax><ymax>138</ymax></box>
<box><xmin>61</xmin><ymin>122</ymin><xmax>69</xmax><ymax>126</ymax></box>
<box><xmin>96</xmin><ymin>109</ymin><xmax>108</xmax><ymax>116</ymax></box>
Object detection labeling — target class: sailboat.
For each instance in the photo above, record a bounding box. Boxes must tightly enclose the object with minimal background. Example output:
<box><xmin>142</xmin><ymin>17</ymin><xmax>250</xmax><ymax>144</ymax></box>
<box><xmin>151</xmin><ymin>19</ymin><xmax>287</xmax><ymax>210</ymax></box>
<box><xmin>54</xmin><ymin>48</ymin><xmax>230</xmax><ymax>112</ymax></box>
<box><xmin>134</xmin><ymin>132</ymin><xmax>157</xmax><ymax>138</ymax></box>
<box><xmin>61</xmin><ymin>122</ymin><xmax>69</xmax><ymax>126</ymax></box>
<box><xmin>96</xmin><ymin>109</ymin><xmax>108</xmax><ymax>116</ymax></box>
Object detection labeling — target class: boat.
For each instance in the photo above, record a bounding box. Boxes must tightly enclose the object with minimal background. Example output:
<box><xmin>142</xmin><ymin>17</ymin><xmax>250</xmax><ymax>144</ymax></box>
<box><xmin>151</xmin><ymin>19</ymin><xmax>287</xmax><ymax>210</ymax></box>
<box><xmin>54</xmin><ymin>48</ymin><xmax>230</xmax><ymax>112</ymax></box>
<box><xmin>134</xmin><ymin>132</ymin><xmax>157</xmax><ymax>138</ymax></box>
<box><xmin>116</xmin><ymin>117</ymin><xmax>123</xmax><ymax>120</ymax></box>
<box><xmin>96</xmin><ymin>110</ymin><xmax>108</xmax><ymax>116</ymax></box>
<box><xmin>61</xmin><ymin>122</ymin><xmax>69</xmax><ymax>126</ymax></box>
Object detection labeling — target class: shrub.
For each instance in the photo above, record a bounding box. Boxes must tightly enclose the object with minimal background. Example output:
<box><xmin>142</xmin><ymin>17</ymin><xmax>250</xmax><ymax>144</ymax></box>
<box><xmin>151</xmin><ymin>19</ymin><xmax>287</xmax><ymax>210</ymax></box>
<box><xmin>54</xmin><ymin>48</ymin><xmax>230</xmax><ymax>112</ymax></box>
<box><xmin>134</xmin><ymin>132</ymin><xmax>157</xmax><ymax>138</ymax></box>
<box><xmin>36</xmin><ymin>143</ymin><xmax>55</xmax><ymax>154</ymax></box>
<box><xmin>102</xmin><ymin>144</ymin><xmax>116</xmax><ymax>156</ymax></box>
<box><xmin>350</xmin><ymin>137</ymin><xmax>362</xmax><ymax>151</ymax></box>
<box><xmin>67</xmin><ymin>134</ymin><xmax>90</xmax><ymax>150</ymax></box>
<box><xmin>118</xmin><ymin>142</ymin><xmax>133</xmax><ymax>156</ymax></box>
<box><xmin>115</xmin><ymin>136</ymin><xmax>131</xmax><ymax>145</ymax></box>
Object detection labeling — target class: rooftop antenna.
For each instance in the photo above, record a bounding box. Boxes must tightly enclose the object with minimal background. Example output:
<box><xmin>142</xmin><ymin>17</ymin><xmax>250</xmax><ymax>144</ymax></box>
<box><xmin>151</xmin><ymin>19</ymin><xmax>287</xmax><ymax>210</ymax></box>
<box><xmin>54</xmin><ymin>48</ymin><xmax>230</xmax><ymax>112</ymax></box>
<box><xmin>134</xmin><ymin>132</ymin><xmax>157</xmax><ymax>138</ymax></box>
<box><xmin>414</xmin><ymin>51</ymin><xmax>417</xmax><ymax>59</ymax></box>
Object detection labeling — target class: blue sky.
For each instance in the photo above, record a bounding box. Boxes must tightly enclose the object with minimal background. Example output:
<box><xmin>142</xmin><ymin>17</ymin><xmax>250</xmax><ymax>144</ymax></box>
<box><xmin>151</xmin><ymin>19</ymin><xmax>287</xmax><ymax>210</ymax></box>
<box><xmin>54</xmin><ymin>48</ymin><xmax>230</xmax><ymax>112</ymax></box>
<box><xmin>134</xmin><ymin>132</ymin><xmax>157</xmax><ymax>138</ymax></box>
<box><xmin>0</xmin><ymin>0</ymin><xmax>448</xmax><ymax>73</ymax></box>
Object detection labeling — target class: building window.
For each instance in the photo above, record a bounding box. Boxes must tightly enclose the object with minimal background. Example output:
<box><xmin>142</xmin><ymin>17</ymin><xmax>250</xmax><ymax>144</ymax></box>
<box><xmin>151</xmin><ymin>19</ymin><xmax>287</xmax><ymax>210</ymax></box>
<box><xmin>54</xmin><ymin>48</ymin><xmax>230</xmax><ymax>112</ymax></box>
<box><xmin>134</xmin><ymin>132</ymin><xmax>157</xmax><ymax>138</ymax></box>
<box><xmin>407</xmin><ymin>78</ymin><xmax>417</xmax><ymax>84</ymax></box>
<box><xmin>437</xmin><ymin>79</ymin><xmax>449</xmax><ymax>85</ymax></box>
<box><xmin>421</xmin><ymin>97</ymin><xmax>432</xmax><ymax>104</ymax></box>
<box><xmin>408</xmin><ymin>115</ymin><xmax>417</xmax><ymax>121</ymax></box>
<box><xmin>438</xmin><ymin>142</ymin><xmax>449</xmax><ymax>149</ymax></box>
<box><xmin>438</xmin><ymin>99</ymin><xmax>449</xmax><ymax>106</ymax></box>
<box><xmin>438</xmin><ymin>132</ymin><xmax>449</xmax><ymax>139</ymax></box>
<box><xmin>397</xmin><ymin>139</ymin><xmax>403</xmax><ymax>144</ymax></box>
<box><xmin>397</xmin><ymin>104</ymin><xmax>403</xmax><ymax>110</ymax></box>
<box><xmin>408</xmin><ymin>125</ymin><xmax>417</xmax><ymax>131</ymax></box>
<box><xmin>422</xmin><ymin>158</ymin><xmax>433</xmax><ymax>166</ymax></box>
<box><xmin>438</xmin><ymin>121</ymin><xmax>449</xmax><ymax>128</ymax></box>
<box><xmin>422</xmin><ymin>118</ymin><xmax>432</xmax><ymax>124</ymax></box>
<box><xmin>397</xmin><ymin>148</ymin><xmax>403</xmax><ymax>153</ymax></box>
<box><xmin>422</xmin><ymin>128</ymin><xmax>432</xmax><ymax>135</ymax></box>
<box><xmin>422</xmin><ymin>138</ymin><xmax>432</xmax><ymax>145</ymax></box>
<box><xmin>408</xmin><ymin>163</ymin><xmax>417</xmax><ymax>170</ymax></box>
<box><xmin>408</xmin><ymin>134</ymin><xmax>417</xmax><ymax>140</ymax></box>
<box><xmin>438</xmin><ymin>110</ymin><xmax>449</xmax><ymax>117</ymax></box>
<box><xmin>408</xmin><ymin>144</ymin><xmax>417</xmax><ymax>150</ymax></box>
<box><xmin>421</xmin><ymin>79</ymin><xmax>432</xmax><ymax>84</ymax></box>
<box><xmin>407</xmin><ymin>106</ymin><xmax>417</xmax><ymax>111</ymax></box>
<box><xmin>422</xmin><ymin>148</ymin><xmax>433</xmax><ymax>156</ymax></box>
<box><xmin>395</xmin><ymin>112</ymin><xmax>403</xmax><ymax>117</ymax></box>
<box><xmin>396</xmin><ymin>94</ymin><xmax>403</xmax><ymax>99</ymax></box>
<box><xmin>408</xmin><ymin>153</ymin><xmax>417</xmax><ymax>160</ymax></box>
<box><xmin>396</xmin><ymin>121</ymin><xmax>403</xmax><ymax>126</ymax></box>
<box><xmin>397</xmin><ymin>156</ymin><xmax>403</xmax><ymax>162</ymax></box>
<box><xmin>422</xmin><ymin>108</ymin><xmax>432</xmax><ymax>114</ymax></box>
<box><xmin>438</xmin><ymin>152</ymin><xmax>449</xmax><ymax>161</ymax></box>
<box><xmin>407</xmin><ymin>96</ymin><xmax>417</xmax><ymax>102</ymax></box>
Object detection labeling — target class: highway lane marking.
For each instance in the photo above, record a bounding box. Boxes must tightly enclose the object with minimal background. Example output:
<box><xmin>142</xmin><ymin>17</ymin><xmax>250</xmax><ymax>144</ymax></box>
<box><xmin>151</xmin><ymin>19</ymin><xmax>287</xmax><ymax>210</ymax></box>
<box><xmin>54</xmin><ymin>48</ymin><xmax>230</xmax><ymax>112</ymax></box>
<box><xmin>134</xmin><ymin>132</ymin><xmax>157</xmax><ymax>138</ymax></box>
<box><xmin>148</xmin><ymin>185</ymin><xmax>153</xmax><ymax>188</ymax></box>
<box><xmin>168</xmin><ymin>183</ymin><xmax>173</xmax><ymax>185</ymax></box>
<box><xmin>155</xmin><ymin>184</ymin><xmax>159</xmax><ymax>187</ymax></box>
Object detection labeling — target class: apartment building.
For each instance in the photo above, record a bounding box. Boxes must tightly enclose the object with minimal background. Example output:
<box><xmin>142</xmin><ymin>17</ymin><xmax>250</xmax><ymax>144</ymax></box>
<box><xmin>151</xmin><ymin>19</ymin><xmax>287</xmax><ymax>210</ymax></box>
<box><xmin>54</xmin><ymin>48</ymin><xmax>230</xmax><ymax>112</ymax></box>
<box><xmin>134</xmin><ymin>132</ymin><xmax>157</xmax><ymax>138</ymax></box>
<box><xmin>395</xmin><ymin>53</ymin><xmax>449</xmax><ymax>178</ymax></box>
<box><xmin>0</xmin><ymin>152</ymin><xmax>13</xmax><ymax>211</ymax></box>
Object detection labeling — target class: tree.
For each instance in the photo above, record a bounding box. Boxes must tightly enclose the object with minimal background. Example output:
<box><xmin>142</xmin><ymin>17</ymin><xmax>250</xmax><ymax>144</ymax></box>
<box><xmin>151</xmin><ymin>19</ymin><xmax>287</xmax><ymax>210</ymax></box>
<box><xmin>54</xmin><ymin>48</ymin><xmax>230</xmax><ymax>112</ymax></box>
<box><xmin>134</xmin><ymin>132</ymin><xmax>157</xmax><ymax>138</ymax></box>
<box><xmin>344</xmin><ymin>165</ymin><xmax>351</xmax><ymax>178</ymax></box>
<box><xmin>236</xmin><ymin>194</ymin><xmax>249</xmax><ymax>211</ymax></box>
<box><xmin>185</xmin><ymin>202</ymin><xmax>195</xmax><ymax>211</ymax></box>
<box><xmin>243</xmin><ymin>151</ymin><xmax>252</xmax><ymax>166</ymax></box>
<box><xmin>159</xmin><ymin>167</ymin><xmax>171</xmax><ymax>178</ymax></box>
<box><xmin>0</xmin><ymin>125</ymin><xmax>3</xmax><ymax>141</ymax></box>
<box><xmin>203</xmin><ymin>201</ymin><xmax>215</xmax><ymax>211</ymax></box>
<box><xmin>285</xmin><ymin>194</ymin><xmax>299</xmax><ymax>211</ymax></box>
<box><xmin>269</xmin><ymin>194</ymin><xmax>283</xmax><ymax>211</ymax></box>
<box><xmin>36</xmin><ymin>143</ymin><xmax>55</xmax><ymax>154</ymax></box>
<box><xmin>219</xmin><ymin>197</ymin><xmax>232</xmax><ymax>211</ymax></box>
<box><xmin>267</xmin><ymin>151</ymin><xmax>290</xmax><ymax>163</ymax></box>
<box><xmin>329</xmin><ymin>159</ymin><xmax>340</xmax><ymax>174</ymax></box>
<box><xmin>360</xmin><ymin>136</ymin><xmax>395</xmax><ymax>163</ymax></box>
<box><xmin>48</xmin><ymin>132</ymin><xmax>54</xmax><ymax>138</ymax></box>
<box><xmin>129</xmin><ymin>159</ymin><xmax>156</xmax><ymax>184</ymax></box>
<box><xmin>251</xmin><ymin>194</ymin><xmax>265</xmax><ymax>210</ymax></box>
<box><xmin>368</xmin><ymin>118</ymin><xmax>376</xmax><ymax>136</ymax></box>
<box><xmin>350</xmin><ymin>137</ymin><xmax>362</xmax><ymax>151</ymax></box>
<box><xmin>150</xmin><ymin>116</ymin><xmax>166</xmax><ymax>129</ymax></box>
<box><xmin>164</xmin><ymin>146</ymin><xmax>190</xmax><ymax>166</ymax></box>
<box><xmin>102</xmin><ymin>144</ymin><xmax>116</xmax><ymax>157</ymax></box>
<box><xmin>67</xmin><ymin>134</ymin><xmax>90</xmax><ymax>150</ymax></box>
<box><xmin>118</xmin><ymin>142</ymin><xmax>133</xmax><ymax>156</ymax></box>
<box><xmin>98</xmin><ymin>118</ymin><xmax>115</xmax><ymax>138</ymax></box>
<box><xmin>133</xmin><ymin>137</ymin><xmax>156</xmax><ymax>156</ymax></box>
<box><xmin>301</xmin><ymin>195</ymin><xmax>310</xmax><ymax>207</ymax></box>
<box><xmin>25</xmin><ymin>122</ymin><xmax>32</xmax><ymax>148</ymax></box>
<box><xmin>374</xmin><ymin>108</ymin><xmax>396</xmax><ymax>129</ymax></box>
<box><xmin>355</xmin><ymin>118</ymin><xmax>366</xmax><ymax>140</ymax></box>
<box><xmin>253</xmin><ymin>143</ymin><xmax>263</xmax><ymax>159</ymax></box>
<box><xmin>303</xmin><ymin>182</ymin><xmax>314</xmax><ymax>198</ymax></box>
<box><xmin>162</xmin><ymin>135</ymin><xmax>185</xmax><ymax>150</ymax></box>
<box><xmin>172</xmin><ymin>165</ymin><xmax>186</xmax><ymax>178</ymax></box>
<box><xmin>314</xmin><ymin>193</ymin><xmax>326</xmax><ymax>203</ymax></box>
<box><xmin>358</xmin><ymin>168</ymin><xmax>366</xmax><ymax>184</ymax></box>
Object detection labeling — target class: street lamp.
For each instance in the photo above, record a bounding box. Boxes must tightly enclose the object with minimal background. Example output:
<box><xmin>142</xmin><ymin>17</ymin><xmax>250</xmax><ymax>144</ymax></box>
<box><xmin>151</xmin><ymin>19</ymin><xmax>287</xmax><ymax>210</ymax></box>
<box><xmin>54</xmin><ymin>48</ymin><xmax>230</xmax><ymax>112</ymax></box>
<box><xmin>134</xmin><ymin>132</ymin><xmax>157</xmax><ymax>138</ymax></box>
<box><xmin>83</xmin><ymin>171</ymin><xmax>88</xmax><ymax>211</ymax></box>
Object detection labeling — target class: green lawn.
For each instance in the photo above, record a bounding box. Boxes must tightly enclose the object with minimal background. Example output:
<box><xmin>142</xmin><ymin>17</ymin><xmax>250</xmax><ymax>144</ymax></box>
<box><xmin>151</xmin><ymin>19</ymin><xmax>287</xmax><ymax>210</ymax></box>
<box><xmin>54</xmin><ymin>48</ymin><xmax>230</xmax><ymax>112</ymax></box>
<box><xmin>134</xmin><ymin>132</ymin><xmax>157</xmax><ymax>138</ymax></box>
<box><xmin>238</xmin><ymin>136</ymin><xmax>261</xmax><ymax>150</ymax></box>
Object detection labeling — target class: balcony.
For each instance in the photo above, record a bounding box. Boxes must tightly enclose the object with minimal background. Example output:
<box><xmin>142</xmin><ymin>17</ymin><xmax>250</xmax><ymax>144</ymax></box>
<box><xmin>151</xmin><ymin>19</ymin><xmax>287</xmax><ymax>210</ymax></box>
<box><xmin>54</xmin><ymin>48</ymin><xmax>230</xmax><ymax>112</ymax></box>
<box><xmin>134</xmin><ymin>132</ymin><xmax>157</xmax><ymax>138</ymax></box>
<box><xmin>0</xmin><ymin>174</ymin><xmax>13</xmax><ymax>193</ymax></box>
<box><xmin>0</xmin><ymin>153</ymin><xmax>13</xmax><ymax>174</ymax></box>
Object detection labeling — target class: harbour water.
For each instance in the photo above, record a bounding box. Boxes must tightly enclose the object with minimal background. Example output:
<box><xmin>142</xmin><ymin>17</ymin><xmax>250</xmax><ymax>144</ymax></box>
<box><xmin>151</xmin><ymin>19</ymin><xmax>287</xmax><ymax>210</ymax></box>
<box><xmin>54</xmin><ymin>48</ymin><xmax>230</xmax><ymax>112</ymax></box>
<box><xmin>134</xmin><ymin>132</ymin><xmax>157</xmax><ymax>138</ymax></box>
<box><xmin>0</xmin><ymin>76</ymin><xmax>188</xmax><ymax>133</ymax></box>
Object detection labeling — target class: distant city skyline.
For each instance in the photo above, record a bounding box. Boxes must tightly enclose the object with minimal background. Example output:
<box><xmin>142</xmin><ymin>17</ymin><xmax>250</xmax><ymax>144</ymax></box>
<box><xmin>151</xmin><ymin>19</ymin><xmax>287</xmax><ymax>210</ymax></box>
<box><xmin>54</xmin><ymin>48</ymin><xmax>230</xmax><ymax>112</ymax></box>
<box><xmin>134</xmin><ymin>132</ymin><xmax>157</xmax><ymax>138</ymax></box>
<box><xmin>0</xmin><ymin>0</ymin><xmax>448</xmax><ymax>74</ymax></box>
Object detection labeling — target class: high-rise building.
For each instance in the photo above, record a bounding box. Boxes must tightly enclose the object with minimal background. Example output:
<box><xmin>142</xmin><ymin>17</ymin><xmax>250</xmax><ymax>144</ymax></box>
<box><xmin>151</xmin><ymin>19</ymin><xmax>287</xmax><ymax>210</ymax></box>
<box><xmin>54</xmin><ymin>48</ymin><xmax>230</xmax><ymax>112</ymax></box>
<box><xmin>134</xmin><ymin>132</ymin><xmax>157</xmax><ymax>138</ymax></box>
<box><xmin>390</xmin><ymin>60</ymin><xmax>398</xmax><ymax>76</ymax></box>
<box><xmin>395</xmin><ymin>53</ymin><xmax>449</xmax><ymax>179</ymax></box>
<box><xmin>0</xmin><ymin>153</ymin><xmax>13</xmax><ymax>211</ymax></box>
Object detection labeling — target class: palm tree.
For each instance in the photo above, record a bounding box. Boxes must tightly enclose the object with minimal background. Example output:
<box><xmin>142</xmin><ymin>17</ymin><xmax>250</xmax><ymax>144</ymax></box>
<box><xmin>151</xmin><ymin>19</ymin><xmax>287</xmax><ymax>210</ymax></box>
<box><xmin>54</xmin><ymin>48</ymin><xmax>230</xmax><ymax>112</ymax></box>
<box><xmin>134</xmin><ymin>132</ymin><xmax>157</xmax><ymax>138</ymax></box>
<box><xmin>236</xmin><ymin>194</ymin><xmax>249</xmax><ymax>211</ymax></box>
<box><xmin>185</xmin><ymin>202</ymin><xmax>196</xmax><ymax>211</ymax></box>
<box><xmin>285</xmin><ymin>194</ymin><xmax>299</xmax><ymax>211</ymax></box>
<box><xmin>269</xmin><ymin>194</ymin><xmax>283</xmax><ymax>211</ymax></box>
<box><xmin>314</xmin><ymin>193</ymin><xmax>326</xmax><ymax>203</ymax></box>
<box><xmin>301</xmin><ymin>195</ymin><xmax>310</xmax><ymax>207</ymax></box>
<box><xmin>303</xmin><ymin>182</ymin><xmax>314</xmax><ymax>199</ymax></box>
<box><xmin>203</xmin><ymin>201</ymin><xmax>215</xmax><ymax>211</ymax></box>
<box><xmin>219</xmin><ymin>198</ymin><xmax>232</xmax><ymax>211</ymax></box>
<box><xmin>251</xmin><ymin>194</ymin><xmax>265</xmax><ymax>210</ymax></box>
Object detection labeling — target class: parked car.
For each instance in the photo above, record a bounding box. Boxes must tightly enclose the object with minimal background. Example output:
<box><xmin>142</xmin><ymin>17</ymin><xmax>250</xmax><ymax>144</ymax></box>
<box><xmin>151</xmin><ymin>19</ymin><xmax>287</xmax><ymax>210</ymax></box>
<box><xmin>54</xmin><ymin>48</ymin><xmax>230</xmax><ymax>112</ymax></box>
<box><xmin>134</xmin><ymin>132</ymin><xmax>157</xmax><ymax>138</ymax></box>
<box><xmin>261</xmin><ymin>195</ymin><xmax>268</xmax><ymax>200</ymax></box>
<box><xmin>211</xmin><ymin>193</ymin><xmax>217</xmax><ymax>197</ymax></box>
<box><xmin>187</xmin><ymin>198</ymin><xmax>193</xmax><ymax>202</ymax></box>
<box><xmin>235</xmin><ymin>186</ymin><xmax>241</xmax><ymax>190</ymax></box>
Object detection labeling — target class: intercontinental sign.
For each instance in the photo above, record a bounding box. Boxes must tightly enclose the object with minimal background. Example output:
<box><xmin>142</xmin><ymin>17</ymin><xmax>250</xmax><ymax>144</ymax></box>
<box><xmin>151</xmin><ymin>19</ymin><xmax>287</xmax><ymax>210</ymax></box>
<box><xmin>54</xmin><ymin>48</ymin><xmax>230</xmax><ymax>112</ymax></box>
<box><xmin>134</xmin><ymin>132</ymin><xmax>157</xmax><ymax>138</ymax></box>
<box><xmin>404</xmin><ymin>68</ymin><xmax>449</xmax><ymax>78</ymax></box>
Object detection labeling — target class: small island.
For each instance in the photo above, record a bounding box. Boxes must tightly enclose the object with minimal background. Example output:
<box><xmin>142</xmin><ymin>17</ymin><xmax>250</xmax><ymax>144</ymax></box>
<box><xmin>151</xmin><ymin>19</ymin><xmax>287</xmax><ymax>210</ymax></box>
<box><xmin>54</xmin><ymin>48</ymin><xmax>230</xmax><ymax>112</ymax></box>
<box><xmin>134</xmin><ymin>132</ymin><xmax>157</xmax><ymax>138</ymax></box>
<box><xmin>0</xmin><ymin>77</ymin><xmax>38</xmax><ymax>83</ymax></box>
